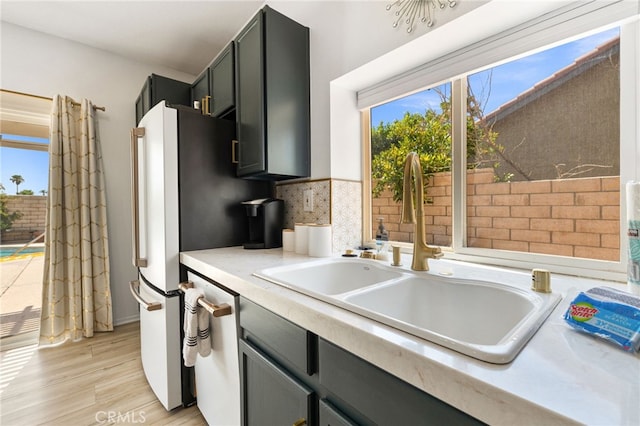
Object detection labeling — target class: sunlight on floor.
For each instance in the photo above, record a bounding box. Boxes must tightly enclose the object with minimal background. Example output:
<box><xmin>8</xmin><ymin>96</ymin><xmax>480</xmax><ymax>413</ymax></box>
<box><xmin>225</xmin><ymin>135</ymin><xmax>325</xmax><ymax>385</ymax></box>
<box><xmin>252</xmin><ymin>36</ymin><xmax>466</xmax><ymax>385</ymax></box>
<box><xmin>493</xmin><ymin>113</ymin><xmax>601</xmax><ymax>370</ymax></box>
<box><xmin>0</xmin><ymin>343</ymin><xmax>38</xmax><ymax>396</ymax></box>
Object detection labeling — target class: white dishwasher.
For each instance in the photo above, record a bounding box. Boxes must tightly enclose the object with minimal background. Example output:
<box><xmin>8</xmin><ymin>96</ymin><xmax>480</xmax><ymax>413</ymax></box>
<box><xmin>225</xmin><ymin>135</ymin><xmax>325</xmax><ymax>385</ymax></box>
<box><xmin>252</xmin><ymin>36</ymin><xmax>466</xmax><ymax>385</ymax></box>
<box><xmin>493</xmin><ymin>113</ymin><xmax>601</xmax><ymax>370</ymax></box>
<box><xmin>186</xmin><ymin>271</ymin><xmax>241</xmax><ymax>426</ymax></box>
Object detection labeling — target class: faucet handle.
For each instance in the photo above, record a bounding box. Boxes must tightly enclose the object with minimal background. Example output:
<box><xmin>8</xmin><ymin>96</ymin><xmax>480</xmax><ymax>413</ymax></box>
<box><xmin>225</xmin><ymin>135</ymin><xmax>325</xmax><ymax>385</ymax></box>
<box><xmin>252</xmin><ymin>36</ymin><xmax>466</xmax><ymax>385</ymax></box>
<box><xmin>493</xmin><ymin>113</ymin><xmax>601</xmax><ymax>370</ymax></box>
<box><xmin>531</xmin><ymin>269</ymin><xmax>551</xmax><ymax>293</ymax></box>
<box><xmin>428</xmin><ymin>246</ymin><xmax>443</xmax><ymax>259</ymax></box>
<box><xmin>360</xmin><ymin>250</ymin><xmax>376</xmax><ymax>259</ymax></box>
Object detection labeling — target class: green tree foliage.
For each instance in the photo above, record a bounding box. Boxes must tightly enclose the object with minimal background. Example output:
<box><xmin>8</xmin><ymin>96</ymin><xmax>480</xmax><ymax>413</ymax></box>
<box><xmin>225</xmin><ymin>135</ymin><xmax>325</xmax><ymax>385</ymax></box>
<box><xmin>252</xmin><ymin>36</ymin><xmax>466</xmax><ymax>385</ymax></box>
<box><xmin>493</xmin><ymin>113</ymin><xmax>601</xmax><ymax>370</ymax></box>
<box><xmin>18</xmin><ymin>189</ymin><xmax>34</xmax><ymax>195</ymax></box>
<box><xmin>0</xmin><ymin>194</ymin><xmax>23</xmax><ymax>231</ymax></box>
<box><xmin>10</xmin><ymin>175</ymin><xmax>24</xmax><ymax>194</ymax></box>
<box><xmin>371</xmin><ymin>91</ymin><xmax>502</xmax><ymax>202</ymax></box>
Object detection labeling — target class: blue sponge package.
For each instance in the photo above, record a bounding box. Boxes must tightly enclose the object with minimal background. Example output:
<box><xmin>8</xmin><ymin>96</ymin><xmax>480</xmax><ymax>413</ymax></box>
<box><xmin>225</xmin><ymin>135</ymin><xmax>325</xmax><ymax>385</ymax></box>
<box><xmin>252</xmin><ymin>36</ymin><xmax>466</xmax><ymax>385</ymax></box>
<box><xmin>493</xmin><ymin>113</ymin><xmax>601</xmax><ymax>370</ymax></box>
<box><xmin>564</xmin><ymin>286</ymin><xmax>640</xmax><ymax>353</ymax></box>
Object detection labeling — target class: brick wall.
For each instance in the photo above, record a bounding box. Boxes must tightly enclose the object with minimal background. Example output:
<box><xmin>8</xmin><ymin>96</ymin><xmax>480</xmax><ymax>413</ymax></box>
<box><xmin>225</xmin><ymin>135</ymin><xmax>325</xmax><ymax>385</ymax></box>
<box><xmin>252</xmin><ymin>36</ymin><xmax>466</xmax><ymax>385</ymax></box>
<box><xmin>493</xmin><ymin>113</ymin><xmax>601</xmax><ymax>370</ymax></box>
<box><xmin>0</xmin><ymin>195</ymin><xmax>46</xmax><ymax>243</ymax></box>
<box><xmin>372</xmin><ymin>169</ymin><xmax>620</xmax><ymax>261</ymax></box>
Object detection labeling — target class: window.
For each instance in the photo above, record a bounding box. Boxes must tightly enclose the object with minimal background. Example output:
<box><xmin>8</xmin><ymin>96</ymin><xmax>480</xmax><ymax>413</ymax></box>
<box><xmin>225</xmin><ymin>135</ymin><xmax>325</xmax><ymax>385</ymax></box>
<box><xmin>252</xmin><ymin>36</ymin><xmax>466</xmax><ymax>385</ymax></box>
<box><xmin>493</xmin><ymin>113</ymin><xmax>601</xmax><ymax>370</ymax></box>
<box><xmin>465</xmin><ymin>28</ymin><xmax>620</xmax><ymax>261</ymax></box>
<box><xmin>365</xmin><ymin>11</ymin><xmax>637</xmax><ymax>279</ymax></box>
<box><xmin>370</xmin><ymin>83</ymin><xmax>452</xmax><ymax>247</ymax></box>
<box><xmin>0</xmin><ymin>134</ymin><xmax>49</xmax><ymax>195</ymax></box>
<box><xmin>0</xmin><ymin>90</ymin><xmax>51</xmax><ymax>196</ymax></box>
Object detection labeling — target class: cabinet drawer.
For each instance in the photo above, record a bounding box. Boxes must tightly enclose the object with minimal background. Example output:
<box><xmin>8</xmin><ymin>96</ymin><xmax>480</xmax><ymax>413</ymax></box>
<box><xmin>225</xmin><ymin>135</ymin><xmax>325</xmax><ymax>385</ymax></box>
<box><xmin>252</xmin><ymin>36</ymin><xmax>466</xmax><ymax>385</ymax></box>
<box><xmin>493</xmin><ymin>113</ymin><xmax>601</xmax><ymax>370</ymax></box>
<box><xmin>240</xmin><ymin>297</ymin><xmax>316</xmax><ymax>375</ymax></box>
<box><xmin>240</xmin><ymin>340</ymin><xmax>314</xmax><ymax>426</ymax></box>
<box><xmin>319</xmin><ymin>339</ymin><xmax>484</xmax><ymax>425</ymax></box>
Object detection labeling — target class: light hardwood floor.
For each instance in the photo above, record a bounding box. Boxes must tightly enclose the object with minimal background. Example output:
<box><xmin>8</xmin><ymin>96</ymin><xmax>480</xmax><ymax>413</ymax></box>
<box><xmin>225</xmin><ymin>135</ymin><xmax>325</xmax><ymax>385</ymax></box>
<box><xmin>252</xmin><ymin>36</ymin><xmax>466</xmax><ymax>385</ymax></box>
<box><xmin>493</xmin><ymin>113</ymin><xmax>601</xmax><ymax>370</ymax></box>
<box><xmin>0</xmin><ymin>322</ymin><xmax>206</xmax><ymax>425</ymax></box>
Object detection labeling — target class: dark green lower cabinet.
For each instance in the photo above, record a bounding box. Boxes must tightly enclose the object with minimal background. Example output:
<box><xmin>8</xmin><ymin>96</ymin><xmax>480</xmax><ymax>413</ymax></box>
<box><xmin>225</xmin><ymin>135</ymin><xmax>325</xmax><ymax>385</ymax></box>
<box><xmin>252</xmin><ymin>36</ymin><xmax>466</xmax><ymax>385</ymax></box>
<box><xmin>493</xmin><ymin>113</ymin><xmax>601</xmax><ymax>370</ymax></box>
<box><xmin>239</xmin><ymin>340</ymin><xmax>314</xmax><ymax>426</ymax></box>
<box><xmin>318</xmin><ymin>399</ymin><xmax>357</xmax><ymax>426</ymax></box>
<box><xmin>318</xmin><ymin>339</ymin><xmax>484</xmax><ymax>426</ymax></box>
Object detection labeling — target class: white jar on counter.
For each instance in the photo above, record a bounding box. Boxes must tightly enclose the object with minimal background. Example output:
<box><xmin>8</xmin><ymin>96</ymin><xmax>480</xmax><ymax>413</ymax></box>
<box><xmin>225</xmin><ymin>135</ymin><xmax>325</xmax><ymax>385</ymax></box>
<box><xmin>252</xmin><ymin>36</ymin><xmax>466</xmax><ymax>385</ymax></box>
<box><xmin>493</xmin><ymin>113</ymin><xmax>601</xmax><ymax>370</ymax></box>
<box><xmin>308</xmin><ymin>224</ymin><xmax>332</xmax><ymax>257</ymax></box>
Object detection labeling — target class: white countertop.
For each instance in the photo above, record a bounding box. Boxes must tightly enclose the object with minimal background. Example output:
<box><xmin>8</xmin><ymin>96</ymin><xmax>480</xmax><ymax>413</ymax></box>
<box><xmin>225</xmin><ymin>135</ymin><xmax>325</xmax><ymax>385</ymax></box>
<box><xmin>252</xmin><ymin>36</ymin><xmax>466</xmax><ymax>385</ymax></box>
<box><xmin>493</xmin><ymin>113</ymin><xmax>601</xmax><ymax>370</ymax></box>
<box><xmin>180</xmin><ymin>247</ymin><xmax>640</xmax><ymax>425</ymax></box>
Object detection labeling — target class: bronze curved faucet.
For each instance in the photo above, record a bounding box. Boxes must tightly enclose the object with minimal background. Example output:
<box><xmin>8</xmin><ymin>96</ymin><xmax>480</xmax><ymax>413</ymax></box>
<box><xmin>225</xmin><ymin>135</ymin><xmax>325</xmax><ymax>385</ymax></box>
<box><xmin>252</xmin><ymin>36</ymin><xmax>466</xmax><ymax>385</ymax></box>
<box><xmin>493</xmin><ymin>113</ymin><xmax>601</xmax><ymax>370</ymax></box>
<box><xmin>401</xmin><ymin>152</ymin><xmax>443</xmax><ymax>271</ymax></box>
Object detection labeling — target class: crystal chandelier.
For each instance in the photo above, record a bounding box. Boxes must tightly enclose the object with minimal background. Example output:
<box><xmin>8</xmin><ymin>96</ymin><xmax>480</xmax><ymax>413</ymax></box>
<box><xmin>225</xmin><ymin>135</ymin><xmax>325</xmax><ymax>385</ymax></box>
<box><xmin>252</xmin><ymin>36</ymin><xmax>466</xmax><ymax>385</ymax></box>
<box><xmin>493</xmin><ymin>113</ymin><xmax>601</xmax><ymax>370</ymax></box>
<box><xmin>387</xmin><ymin>0</ymin><xmax>457</xmax><ymax>33</ymax></box>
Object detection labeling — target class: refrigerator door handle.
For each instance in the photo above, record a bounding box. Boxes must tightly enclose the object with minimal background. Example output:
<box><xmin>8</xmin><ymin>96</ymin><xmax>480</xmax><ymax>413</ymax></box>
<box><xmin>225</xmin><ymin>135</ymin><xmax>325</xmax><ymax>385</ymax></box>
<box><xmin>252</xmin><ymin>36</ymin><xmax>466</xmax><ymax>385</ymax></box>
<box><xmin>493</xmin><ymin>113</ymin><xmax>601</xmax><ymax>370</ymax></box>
<box><xmin>129</xmin><ymin>280</ymin><xmax>162</xmax><ymax>311</ymax></box>
<box><xmin>130</xmin><ymin>127</ymin><xmax>148</xmax><ymax>268</ymax></box>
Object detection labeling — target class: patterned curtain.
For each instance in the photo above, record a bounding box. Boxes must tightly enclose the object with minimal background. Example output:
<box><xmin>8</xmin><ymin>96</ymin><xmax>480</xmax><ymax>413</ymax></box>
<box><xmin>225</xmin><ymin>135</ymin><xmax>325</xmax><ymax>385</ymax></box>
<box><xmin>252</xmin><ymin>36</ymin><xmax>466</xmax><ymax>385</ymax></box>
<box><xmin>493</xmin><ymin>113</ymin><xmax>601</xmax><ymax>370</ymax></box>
<box><xmin>40</xmin><ymin>95</ymin><xmax>113</xmax><ymax>345</ymax></box>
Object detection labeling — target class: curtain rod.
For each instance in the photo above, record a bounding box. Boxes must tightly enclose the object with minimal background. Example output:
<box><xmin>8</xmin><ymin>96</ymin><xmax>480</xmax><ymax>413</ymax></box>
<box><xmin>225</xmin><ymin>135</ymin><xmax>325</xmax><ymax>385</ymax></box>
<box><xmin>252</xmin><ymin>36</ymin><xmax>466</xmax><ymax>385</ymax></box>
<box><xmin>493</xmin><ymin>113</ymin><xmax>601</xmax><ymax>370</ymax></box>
<box><xmin>0</xmin><ymin>89</ymin><xmax>106</xmax><ymax>111</ymax></box>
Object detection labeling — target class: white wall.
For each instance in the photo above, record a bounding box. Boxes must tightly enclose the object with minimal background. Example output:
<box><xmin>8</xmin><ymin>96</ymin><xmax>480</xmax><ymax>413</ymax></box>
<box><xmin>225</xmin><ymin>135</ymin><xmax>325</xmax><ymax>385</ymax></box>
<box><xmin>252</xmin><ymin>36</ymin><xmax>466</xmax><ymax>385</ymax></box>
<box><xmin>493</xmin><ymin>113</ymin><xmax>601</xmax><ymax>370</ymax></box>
<box><xmin>1</xmin><ymin>22</ymin><xmax>195</xmax><ymax>324</ymax></box>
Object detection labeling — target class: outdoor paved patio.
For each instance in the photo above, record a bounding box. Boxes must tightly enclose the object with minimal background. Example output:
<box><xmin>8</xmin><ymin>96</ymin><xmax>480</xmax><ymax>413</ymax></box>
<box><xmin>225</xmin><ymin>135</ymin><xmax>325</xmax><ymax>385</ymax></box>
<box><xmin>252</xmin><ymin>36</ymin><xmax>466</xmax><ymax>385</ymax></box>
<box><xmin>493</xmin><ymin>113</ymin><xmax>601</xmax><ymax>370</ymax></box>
<box><xmin>0</xmin><ymin>254</ymin><xmax>43</xmax><ymax>341</ymax></box>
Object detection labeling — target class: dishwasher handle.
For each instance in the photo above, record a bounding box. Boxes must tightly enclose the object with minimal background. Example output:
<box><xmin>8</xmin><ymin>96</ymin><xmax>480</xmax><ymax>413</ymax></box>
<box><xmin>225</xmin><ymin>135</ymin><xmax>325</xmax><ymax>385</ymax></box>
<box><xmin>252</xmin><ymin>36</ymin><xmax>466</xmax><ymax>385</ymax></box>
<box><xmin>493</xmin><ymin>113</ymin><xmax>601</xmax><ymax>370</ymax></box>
<box><xmin>129</xmin><ymin>280</ymin><xmax>162</xmax><ymax>311</ymax></box>
<box><xmin>179</xmin><ymin>281</ymin><xmax>233</xmax><ymax>317</ymax></box>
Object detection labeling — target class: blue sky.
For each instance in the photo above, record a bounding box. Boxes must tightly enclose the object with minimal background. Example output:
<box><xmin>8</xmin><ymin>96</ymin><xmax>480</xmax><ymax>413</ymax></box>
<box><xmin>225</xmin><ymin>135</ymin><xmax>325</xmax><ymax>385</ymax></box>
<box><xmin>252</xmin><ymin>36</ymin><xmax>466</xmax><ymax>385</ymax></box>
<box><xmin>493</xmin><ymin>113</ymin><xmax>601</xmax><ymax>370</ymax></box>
<box><xmin>371</xmin><ymin>27</ymin><xmax>619</xmax><ymax>126</ymax></box>
<box><xmin>1</xmin><ymin>138</ymin><xmax>49</xmax><ymax>195</ymax></box>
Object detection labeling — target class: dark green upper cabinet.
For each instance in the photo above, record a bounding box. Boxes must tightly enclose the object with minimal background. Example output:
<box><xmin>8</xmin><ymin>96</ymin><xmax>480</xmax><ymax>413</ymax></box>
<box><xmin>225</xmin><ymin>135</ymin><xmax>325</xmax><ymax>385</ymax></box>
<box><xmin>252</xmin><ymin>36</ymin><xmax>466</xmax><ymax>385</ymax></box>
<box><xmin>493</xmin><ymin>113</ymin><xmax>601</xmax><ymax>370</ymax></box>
<box><xmin>210</xmin><ymin>42</ymin><xmax>235</xmax><ymax>118</ymax></box>
<box><xmin>191</xmin><ymin>69</ymin><xmax>211</xmax><ymax>114</ymax></box>
<box><xmin>135</xmin><ymin>74</ymin><xmax>190</xmax><ymax>124</ymax></box>
<box><xmin>235</xmin><ymin>6</ymin><xmax>310</xmax><ymax>180</ymax></box>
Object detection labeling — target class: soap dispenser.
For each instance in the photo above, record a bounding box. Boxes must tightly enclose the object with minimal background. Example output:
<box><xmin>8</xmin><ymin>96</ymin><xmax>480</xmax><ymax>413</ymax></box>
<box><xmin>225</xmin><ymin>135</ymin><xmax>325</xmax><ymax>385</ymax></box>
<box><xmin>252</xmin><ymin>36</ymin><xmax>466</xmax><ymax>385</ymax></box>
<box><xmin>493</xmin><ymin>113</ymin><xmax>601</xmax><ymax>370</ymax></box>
<box><xmin>376</xmin><ymin>217</ymin><xmax>389</xmax><ymax>242</ymax></box>
<box><xmin>375</xmin><ymin>217</ymin><xmax>389</xmax><ymax>256</ymax></box>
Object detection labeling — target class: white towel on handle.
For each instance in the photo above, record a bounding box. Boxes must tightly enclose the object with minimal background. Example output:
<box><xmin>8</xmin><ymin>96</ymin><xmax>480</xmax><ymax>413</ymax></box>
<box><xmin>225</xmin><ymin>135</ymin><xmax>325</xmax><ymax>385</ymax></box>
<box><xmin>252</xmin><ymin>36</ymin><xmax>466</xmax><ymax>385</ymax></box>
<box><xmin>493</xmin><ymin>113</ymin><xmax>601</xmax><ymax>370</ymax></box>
<box><xmin>183</xmin><ymin>288</ymin><xmax>212</xmax><ymax>367</ymax></box>
<box><xmin>196</xmin><ymin>297</ymin><xmax>212</xmax><ymax>358</ymax></box>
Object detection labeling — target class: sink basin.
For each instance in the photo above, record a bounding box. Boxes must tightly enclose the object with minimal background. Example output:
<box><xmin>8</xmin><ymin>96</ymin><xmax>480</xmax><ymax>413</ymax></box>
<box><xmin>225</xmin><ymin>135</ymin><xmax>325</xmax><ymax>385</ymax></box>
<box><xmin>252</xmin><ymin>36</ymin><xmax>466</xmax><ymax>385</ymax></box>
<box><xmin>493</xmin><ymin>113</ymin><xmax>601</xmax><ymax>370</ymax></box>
<box><xmin>254</xmin><ymin>258</ymin><xmax>403</xmax><ymax>296</ymax></box>
<box><xmin>254</xmin><ymin>258</ymin><xmax>561</xmax><ymax>363</ymax></box>
<box><xmin>343</xmin><ymin>276</ymin><xmax>561</xmax><ymax>362</ymax></box>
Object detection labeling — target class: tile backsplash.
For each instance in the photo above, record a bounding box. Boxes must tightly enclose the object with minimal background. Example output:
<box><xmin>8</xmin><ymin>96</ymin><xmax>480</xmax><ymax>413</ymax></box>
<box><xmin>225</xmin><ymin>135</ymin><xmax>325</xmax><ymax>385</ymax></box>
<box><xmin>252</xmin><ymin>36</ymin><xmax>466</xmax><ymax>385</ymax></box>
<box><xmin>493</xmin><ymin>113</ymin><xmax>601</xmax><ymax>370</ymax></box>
<box><xmin>330</xmin><ymin>179</ymin><xmax>361</xmax><ymax>252</ymax></box>
<box><xmin>276</xmin><ymin>179</ymin><xmax>361</xmax><ymax>252</ymax></box>
<box><xmin>277</xmin><ymin>180</ymin><xmax>331</xmax><ymax>227</ymax></box>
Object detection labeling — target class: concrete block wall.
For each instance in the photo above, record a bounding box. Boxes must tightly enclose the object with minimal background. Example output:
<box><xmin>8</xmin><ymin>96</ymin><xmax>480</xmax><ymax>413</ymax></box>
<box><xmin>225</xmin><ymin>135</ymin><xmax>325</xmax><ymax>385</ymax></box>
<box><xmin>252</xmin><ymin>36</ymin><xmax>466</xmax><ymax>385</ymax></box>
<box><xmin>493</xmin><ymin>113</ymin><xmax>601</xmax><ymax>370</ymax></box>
<box><xmin>372</xmin><ymin>169</ymin><xmax>620</xmax><ymax>261</ymax></box>
<box><xmin>0</xmin><ymin>195</ymin><xmax>46</xmax><ymax>243</ymax></box>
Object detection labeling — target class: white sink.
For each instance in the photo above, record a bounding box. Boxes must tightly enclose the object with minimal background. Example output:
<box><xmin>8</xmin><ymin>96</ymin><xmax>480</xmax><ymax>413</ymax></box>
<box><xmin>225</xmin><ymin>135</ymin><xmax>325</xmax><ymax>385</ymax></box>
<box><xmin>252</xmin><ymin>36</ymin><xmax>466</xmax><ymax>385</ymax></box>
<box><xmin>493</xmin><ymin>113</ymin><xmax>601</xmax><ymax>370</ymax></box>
<box><xmin>254</xmin><ymin>258</ymin><xmax>404</xmax><ymax>296</ymax></box>
<box><xmin>343</xmin><ymin>276</ymin><xmax>560</xmax><ymax>363</ymax></box>
<box><xmin>254</xmin><ymin>258</ymin><xmax>561</xmax><ymax>364</ymax></box>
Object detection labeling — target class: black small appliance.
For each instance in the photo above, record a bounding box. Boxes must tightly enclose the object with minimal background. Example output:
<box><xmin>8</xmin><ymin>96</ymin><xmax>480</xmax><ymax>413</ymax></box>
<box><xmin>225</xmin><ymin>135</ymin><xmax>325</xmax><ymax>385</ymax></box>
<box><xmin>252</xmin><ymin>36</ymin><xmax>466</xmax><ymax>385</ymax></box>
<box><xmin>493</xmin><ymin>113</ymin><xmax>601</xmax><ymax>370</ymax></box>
<box><xmin>242</xmin><ymin>198</ymin><xmax>284</xmax><ymax>249</ymax></box>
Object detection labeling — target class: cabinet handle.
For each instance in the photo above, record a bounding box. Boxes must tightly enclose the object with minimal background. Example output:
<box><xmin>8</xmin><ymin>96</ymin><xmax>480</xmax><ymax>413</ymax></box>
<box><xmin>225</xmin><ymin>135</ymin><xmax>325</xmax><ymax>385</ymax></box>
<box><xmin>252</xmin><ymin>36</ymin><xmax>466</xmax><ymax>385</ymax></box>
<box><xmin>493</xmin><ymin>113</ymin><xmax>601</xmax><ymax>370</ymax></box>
<box><xmin>201</xmin><ymin>95</ymin><xmax>211</xmax><ymax>115</ymax></box>
<box><xmin>232</xmin><ymin>139</ymin><xmax>239</xmax><ymax>164</ymax></box>
<box><xmin>292</xmin><ymin>419</ymin><xmax>306</xmax><ymax>426</ymax></box>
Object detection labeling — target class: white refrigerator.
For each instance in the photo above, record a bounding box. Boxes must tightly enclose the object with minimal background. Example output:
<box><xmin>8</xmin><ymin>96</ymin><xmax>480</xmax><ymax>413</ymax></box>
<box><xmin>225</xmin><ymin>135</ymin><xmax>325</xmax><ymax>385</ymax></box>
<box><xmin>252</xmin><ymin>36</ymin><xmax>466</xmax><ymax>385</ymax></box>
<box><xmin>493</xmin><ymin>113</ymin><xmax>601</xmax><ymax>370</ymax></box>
<box><xmin>128</xmin><ymin>101</ymin><xmax>270</xmax><ymax>412</ymax></box>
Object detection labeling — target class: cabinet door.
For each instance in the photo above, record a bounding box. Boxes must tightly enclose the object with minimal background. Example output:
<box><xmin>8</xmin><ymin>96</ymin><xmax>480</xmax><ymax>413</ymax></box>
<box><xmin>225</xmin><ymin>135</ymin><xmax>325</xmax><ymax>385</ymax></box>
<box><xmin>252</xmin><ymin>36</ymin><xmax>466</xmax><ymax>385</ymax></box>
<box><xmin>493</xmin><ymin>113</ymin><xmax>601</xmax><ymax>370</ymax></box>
<box><xmin>211</xmin><ymin>42</ymin><xmax>235</xmax><ymax>118</ymax></box>
<box><xmin>191</xmin><ymin>69</ymin><xmax>210</xmax><ymax>114</ymax></box>
<box><xmin>135</xmin><ymin>76</ymin><xmax>151</xmax><ymax>124</ymax></box>
<box><xmin>263</xmin><ymin>6</ymin><xmax>310</xmax><ymax>179</ymax></box>
<box><xmin>319</xmin><ymin>339</ymin><xmax>483</xmax><ymax>425</ymax></box>
<box><xmin>136</xmin><ymin>74</ymin><xmax>190</xmax><ymax>123</ymax></box>
<box><xmin>319</xmin><ymin>399</ymin><xmax>357</xmax><ymax>426</ymax></box>
<box><xmin>135</xmin><ymin>93</ymin><xmax>144</xmax><ymax>126</ymax></box>
<box><xmin>240</xmin><ymin>340</ymin><xmax>314</xmax><ymax>426</ymax></box>
<box><xmin>235</xmin><ymin>12</ymin><xmax>266</xmax><ymax>177</ymax></box>
<box><xmin>149</xmin><ymin>74</ymin><xmax>191</xmax><ymax>108</ymax></box>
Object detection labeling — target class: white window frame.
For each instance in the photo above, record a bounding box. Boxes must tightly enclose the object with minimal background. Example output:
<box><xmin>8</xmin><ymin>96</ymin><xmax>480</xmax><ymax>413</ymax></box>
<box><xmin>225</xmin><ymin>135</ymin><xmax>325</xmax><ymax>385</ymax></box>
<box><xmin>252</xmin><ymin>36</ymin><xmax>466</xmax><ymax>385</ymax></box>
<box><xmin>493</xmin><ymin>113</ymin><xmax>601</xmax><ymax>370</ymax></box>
<box><xmin>361</xmin><ymin>2</ymin><xmax>639</xmax><ymax>282</ymax></box>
